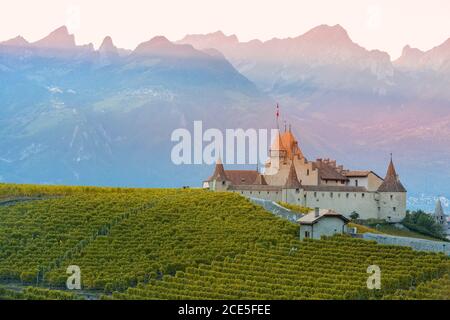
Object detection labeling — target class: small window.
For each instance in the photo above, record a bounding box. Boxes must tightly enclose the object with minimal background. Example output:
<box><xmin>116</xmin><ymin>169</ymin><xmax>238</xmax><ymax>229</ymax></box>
<box><xmin>330</xmin><ymin>192</ymin><xmax>333</xmax><ymax>198</ymax></box>
<box><xmin>304</xmin><ymin>231</ymin><xmax>310</xmax><ymax>239</ymax></box>
<box><xmin>362</xmin><ymin>193</ymin><xmax>365</xmax><ymax>198</ymax></box>
<box><xmin>346</xmin><ymin>193</ymin><xmax>349</xmax><ymax>198</ymax></box>
<box><xmin>390</xmin><ymin>195</ymin><xmax>393</xmax><ymax>200</ymax></box>
<box><xmin>222</xmin><ymin>181</ymin><xmax>226</xmax><ymax>185</ymax></box>
<box><xmin>307</xmin><ymin>169</ymin><xmax>310</xmax><ymax>176</ymax></box>
<box><xmin>393</xmin><ymin>207</ymin><xmax>396</xmax><ymax>212</ymax></box>
<box><xmin>296</xmin><ymin>188</ymin><xmax>300</xmax><ymax>193</ymax></box>
<box><xmin>355</xmin><ymin>180</ymin><xmax>358</xmax><ymax>187</ymax></box>
<box><xmin>314</xmin><ymin>192</ymin><xmax>317</xmax><ymax>197</ymax></box>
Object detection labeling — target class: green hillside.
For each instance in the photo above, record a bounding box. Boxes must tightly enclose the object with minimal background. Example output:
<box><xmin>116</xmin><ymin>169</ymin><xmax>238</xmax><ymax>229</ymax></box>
<box><xmin>0</xmin><ymin>183</ymin><xmax>448</xmax><ymax>300</ymax></box>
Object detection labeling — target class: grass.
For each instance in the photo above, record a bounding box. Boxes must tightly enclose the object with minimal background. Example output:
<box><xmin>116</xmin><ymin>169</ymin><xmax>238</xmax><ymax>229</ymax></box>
<box><xmin>375</xmin><ymin>224</ymin><xmax>444</xmax><ymax>241</ymax></box>
<box><xmin>349</xmin><ymin>221</ymin><xmax>444</xmax><ymax>241</ymax></box>
<box><xmin>347</xmin><ymin>222</ymin><xmax>383</xmax><ymax>234</ymax></box>
<box><xmin>277</xmin><ymin>202</ymin><xmax>311</xmax><ymax>214</ymax></box>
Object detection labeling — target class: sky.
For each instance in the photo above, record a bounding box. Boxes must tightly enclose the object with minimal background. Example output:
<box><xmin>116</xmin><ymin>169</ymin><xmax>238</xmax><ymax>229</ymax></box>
<box><xmin>0</xmin><ymin>0</ymin><xmax>449</xmax><ymax>59</ymax></box>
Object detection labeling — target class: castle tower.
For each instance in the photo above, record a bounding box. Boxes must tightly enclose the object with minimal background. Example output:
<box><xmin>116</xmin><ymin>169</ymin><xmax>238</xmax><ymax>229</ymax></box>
<box><xmin>280</xmin><ymin>125</ymin><xmax>304</xmax><ymax>160</ymax></box>
<box><xmin>377</xmin><ymin>155</ymin><xmax>407</xmax><ymax>222</ymax></box>
<box><xmin>283</xmin><ymin>162</ymin><xmax>302</xmax><ymax>203</ymax></box>
<box><xmin>208</xmin><ymin>156</ymin><xmax>230</xmax><ymax>191</ymax></box>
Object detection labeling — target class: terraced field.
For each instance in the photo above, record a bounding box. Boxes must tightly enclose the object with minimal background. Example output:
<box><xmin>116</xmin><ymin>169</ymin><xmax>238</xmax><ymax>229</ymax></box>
<box><xmin>0</xmin><ymin>183</ymin><xmax>448</xmax><ymax>300</ymax></box>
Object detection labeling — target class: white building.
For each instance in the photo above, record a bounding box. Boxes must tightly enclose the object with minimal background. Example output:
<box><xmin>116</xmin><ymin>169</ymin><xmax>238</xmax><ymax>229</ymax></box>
<box><xmin>298</xmin><ymin>208</ymin><xmax>350</xmax><ymax>240</ymax></box>
<box><xmin>204</xmin><ymin>126</ymin><xmax>407</xmax><ymax>222</ymax></box>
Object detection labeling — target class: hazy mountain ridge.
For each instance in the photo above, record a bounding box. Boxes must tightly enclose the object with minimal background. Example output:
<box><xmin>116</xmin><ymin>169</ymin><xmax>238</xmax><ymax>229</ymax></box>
<box><xmin>0</xmin><ymin>25</ymin><xmax>449</xmax><ymax>211</ymax></box>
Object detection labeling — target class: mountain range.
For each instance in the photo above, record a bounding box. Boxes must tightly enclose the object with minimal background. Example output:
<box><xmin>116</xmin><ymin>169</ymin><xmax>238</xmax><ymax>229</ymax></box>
<box><xmin>0</xmin><ymin>25</ymin><xmax>449</xmax><ymax>212</ymax></box>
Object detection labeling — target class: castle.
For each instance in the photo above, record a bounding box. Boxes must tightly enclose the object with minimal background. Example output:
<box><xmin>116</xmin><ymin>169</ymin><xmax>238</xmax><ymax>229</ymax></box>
<box><xmin>203</xmin><ymin>126</ymin><xmax>407</xmax><ymax>222</ymax></box>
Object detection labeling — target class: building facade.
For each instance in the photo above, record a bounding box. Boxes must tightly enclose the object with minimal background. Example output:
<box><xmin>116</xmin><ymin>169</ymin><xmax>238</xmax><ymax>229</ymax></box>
<box><xmin>203</xmin><ymin>127</ymin><xmax>407</xmax><ymax>222</ymax></box>
<box><xmin>298</xmin><ymin>208</ymin><xmax>350</xmax><ymax>240</ymax></box>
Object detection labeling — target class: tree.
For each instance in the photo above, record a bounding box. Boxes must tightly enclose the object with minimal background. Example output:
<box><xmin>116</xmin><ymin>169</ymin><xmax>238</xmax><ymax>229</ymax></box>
<box><xmin>402</xmin><ymin>211</ymin><xmax>446</xmax><ymax>239</ymax></box>
<box><xmin>350</xmin><ymin>211</ymin><xmax>360</xmax><ymax>221</ymax></box>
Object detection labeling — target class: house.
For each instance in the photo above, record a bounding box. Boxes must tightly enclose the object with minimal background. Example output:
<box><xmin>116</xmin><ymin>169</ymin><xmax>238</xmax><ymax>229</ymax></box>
<box><xmin>298</xmin><ymin>208</ymin><xmax>350</xmax><ymax>240</ymax></box>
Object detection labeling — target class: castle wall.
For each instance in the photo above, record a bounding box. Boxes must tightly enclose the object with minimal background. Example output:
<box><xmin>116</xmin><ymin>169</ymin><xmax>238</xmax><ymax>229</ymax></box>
<box><xmin>367</xmin><ymin>173</ymin><xmax>383</xmax><ymax>191</ymax></box>
<box><xmin>378</xmin><ymin>192</ymin><xmax>406</xmax><ymax>222</ymax></box>
<box><xmin>301</xmin><ymin>190</ymin><xmax>380</xmax><ymax>220</ymax></box>
<box><xmin>297</xmin><ymin>189</ymin><xmax>405</xmax><ymax>222</ymax></box>
<box><xmin>231</xmin><ymin>189</ymin><xmax>282</xmax><ymax>202</ymax></box>
<box><xmin>293</xmin><ymin>158</ymin><xmax>319</xmax><ymax>185</ymax></box>
<box><xmin>229</xmin><ymin>187</ymin><xmax>406</xmax><ymax>222</ymax></box>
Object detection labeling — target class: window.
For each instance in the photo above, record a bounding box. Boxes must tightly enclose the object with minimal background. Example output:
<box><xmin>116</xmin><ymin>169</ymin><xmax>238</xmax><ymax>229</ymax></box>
<box><xmin>307</xmin><ymin>169</ymin><xmax>310</xmax><ymax>176</ymax></box>
<box><xmin>304</xmin><ymin>231</ymin><xmax>311</xmax><ymax>239</ymax></box>
<box><xmin>330</xmin><ymin>192</ymin><xmax>333</xmax><ymax>198</ymax></box>
<box><xmin>296</xmin><ymin>188</ymin><xmax>300</xmax><ymax>193</ymax></box>
<box><xmin>314</xmin><ymin>192</ymin><xmax>317</xmax><ymax>197</ymax></box>
<box><xmin>393</xmin><ymin>207</ymin><xmax>396</xmax><ymax>212</ymax></box>
<box><xmin>355</xmin><ymin>180</ymin><xmax>358</xmax><ymax>187</ymax></box>
<box><xmin>390</xmin><ymin>195</ymin><xmax>393</xmax><ymax>200</ymax></box>
<box><xmin>346</xmin><ymin>193</ymin><xmax>349</xmax><ymax>198</ymax></box>
<box><xmin>222</xmin><ymin>181</ymin><xmax>226</xmax><ymax>185</ymax></box>
<box><xmin>362</xmin><ymin>193</ymin><xmax>365</xmax><ymax>198</ymax></box>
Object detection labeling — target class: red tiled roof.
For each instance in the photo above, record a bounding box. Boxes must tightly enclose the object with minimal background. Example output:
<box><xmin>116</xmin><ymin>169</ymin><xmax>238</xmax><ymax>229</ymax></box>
<box><xmin>377</xmin><ymin>159</ymin><xmax>406</xmax><ymax>192</ymax></box>
<box><xmin>224</xmin><ymin>170</ymin><xmax>260</xmax><ymax>185</ymax></box>
<box><xmin>313</xmin><ymin>161</ymin><xmax>348</xmax><ymax>181</ymax></box>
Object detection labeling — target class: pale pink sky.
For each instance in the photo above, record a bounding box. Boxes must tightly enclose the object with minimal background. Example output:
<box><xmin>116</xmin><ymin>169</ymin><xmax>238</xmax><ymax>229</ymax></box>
<box><xmin>0</xmin><ymin>0</ymin><xmax>449</xmax><ymax>59</ymax></box>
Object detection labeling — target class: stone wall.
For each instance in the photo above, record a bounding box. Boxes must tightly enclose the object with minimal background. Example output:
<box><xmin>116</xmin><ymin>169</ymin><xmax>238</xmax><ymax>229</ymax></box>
<box><xmin>362</xmin><ymin>233</ymin><xmax>450</xmax><ymax>256</ymax></box>
<box><xmin>249</xmin><ymin>197</ymin><xmax>302</xmax><ymax>223</ymax></box>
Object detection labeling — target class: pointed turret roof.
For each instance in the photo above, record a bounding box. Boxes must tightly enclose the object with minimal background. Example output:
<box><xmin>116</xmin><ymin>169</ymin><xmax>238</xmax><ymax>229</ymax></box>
<box><xmin>270</xmin><ymin>130</ymin><xmax>284</xmax><ymax>151</ymax></box>
<box><xmin>253</xmin><ymin>174</ymin><xmax>268</xmax><ymax>185</ymax></box>
<box><xmin>280</xmin><ymin>129</ymin><xmax>304</xmax><ymax>159</ymax></box>
<box><xmin>211</xmin><ymin>156</ymin><xmax>227</xmax><ymax>181</ymax></box>
<box><xmin>377</xmin><ymin>156</ymin><xmax>406</xmax><ymax>192</ymax></box>
<box><xmin>284</xmin><ymin>163</ymin><xmax>302</xmax><ymax>189</ymax></box>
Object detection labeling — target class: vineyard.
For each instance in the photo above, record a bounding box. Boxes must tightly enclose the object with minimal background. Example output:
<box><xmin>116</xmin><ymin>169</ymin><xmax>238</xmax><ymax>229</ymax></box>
<box><xmin>383</xmin><ymin>274</ymin><xmax>450</xmax><ymax>300</ymax></box>
<box><xmin>0</xmin><ymin>183</ymin><xmax>449</xmax><ymax>300</ymax></box>
<box><xmin>109</xmin><ymin>235</ymin><xmax>449</xmax><ymax>300</ymax></box>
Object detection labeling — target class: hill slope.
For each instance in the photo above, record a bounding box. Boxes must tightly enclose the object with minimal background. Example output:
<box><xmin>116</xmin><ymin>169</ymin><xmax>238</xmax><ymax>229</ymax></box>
<box><xmin>0</xmin><ymin>184</ymin><xmax>448</xmax><ymax>300</ymax></box>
